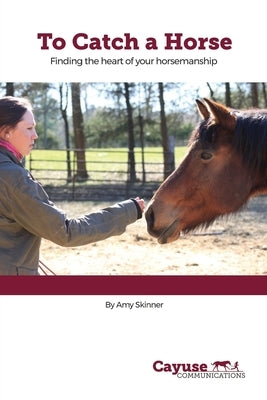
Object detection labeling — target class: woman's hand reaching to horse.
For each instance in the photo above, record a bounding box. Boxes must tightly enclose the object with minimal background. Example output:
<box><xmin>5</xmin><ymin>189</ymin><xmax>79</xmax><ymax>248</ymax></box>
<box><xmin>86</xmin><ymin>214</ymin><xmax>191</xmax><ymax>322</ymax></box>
<box><xmin>134</xmin><ymin>197</ymin><xmax>146</xmax><ymax>214</ymax></box>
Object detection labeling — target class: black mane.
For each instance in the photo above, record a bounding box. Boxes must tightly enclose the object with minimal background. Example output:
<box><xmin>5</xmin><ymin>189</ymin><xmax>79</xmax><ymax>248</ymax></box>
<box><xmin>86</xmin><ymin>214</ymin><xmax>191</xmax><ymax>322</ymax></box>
<box><xmin>234</xmin><ymin>111</ymin><xmax>267</xmax><ymax>175</ymax></box>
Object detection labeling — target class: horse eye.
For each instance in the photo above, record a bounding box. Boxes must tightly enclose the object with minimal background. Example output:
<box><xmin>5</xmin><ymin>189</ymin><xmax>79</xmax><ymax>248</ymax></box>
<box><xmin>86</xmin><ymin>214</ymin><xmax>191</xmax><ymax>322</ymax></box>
<box><xmin>200</xmin><ymin>151</ymin><xmax>213</xmax><ymax>160</ymax></box>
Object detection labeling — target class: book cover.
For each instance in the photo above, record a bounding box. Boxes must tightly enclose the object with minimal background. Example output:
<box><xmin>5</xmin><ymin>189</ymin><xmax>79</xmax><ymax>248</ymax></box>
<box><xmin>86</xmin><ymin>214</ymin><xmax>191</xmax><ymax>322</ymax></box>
<box><xmin>0</xmin><ymin>1</ymin><xmax>266</xmax><ymax>399</ymax></box>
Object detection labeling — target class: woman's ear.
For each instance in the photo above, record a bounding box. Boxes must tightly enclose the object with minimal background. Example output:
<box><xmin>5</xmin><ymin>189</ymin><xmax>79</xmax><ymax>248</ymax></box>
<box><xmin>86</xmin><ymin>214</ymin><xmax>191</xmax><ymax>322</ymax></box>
<box><xmin>4</xmin><ymin>127</ymin><xmax>10</xmax><ymax>140</ymax></box>
<box><xmin>2</xmin><ymin>127</ymin><xmax>11</xmax><ymax>140</ymax></box>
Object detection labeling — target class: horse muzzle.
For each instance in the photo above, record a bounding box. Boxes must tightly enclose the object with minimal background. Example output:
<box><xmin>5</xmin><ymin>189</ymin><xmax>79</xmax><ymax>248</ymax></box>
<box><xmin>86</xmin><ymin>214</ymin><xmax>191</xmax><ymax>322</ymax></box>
<box><xmin>145</xmin><ymin>205</ymin><xmax>180</xmax><ymax>244</ymax></box>
<box><xmin>145</xmin><ymin>206</ymin><xmax>157</xmax><ymax>236</ymax></box>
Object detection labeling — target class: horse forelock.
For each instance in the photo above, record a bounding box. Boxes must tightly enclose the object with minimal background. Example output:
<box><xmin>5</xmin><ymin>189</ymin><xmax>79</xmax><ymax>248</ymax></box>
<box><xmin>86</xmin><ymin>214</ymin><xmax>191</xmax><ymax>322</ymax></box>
<box><xmin>189</xmin><ymin>118</ymin><xmax>217</xmax><ymax>147</ymax></box>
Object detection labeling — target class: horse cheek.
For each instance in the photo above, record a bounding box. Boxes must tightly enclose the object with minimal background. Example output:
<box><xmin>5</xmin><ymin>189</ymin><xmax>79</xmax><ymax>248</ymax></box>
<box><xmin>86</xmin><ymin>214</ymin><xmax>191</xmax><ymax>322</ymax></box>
<box><xmin>215</xmin><ymin>166</ymin><xmax>251</xmax><ymax>214</ymax></box>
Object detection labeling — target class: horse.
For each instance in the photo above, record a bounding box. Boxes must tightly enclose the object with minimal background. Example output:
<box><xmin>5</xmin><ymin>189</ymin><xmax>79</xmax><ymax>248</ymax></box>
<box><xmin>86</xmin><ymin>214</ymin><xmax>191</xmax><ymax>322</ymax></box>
<box><xmin>211</xmin><ymin>361</ymin><xmax>231</xmax><ymax>371</ymax></box>
<box><xmin>145</xmin><ymin>98</ymin><xmax>267</xmax><ymax>244</ymax></box>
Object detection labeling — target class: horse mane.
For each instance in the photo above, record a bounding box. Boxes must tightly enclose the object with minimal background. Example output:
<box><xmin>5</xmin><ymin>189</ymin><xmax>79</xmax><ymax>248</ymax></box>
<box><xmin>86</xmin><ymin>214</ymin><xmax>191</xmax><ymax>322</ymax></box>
<box><xmin>234</xmin><ymin>110</ymin><xmax>267</xmax><ymax>175</ymax></box>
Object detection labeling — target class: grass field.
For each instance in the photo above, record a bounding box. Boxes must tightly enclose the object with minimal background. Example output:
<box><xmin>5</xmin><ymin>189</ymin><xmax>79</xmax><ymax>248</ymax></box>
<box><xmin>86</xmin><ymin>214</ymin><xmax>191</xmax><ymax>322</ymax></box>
<box><xmin>26</xmin><ymin>147</ymin><xmax>187</xmax><ymax>185</ymax></box>
<box><xmin>26</xmin><ymin>147</ymin><xmax>187</xmax><ymax>168</ymax></box>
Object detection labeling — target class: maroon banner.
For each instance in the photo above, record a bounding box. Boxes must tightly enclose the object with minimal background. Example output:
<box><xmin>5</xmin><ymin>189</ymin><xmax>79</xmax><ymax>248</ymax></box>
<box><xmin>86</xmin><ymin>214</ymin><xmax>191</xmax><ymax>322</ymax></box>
<box><xmin>0</xmin><ymin>275</ymin><xmax>266</xmax><ymax>295</ymax></box>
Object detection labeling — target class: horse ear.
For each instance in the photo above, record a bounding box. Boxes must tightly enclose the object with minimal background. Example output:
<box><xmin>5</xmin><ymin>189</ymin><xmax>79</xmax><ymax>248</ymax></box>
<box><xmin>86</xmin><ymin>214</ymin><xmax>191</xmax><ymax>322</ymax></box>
<box><xmin>203</xmin><ymin>98</ymin><xmax>236</xmax><ymax>130</ymax></box>
<box><xmin>196</xmin><ymin>99</ymin><xmax>210</xmax><ymax>120</ymax></box>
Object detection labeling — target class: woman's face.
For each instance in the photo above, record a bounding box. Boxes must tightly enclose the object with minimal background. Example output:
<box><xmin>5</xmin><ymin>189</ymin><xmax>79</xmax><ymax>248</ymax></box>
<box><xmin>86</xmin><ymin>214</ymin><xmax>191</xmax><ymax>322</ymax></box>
<box><xmin>8</xmin><ymin>109</ymin><xmax>38</xmax><ymax>156</ymax></box>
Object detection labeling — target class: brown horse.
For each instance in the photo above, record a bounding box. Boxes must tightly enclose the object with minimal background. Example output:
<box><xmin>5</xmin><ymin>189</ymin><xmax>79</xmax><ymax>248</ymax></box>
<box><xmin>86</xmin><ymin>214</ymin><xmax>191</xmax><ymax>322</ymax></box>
<box><xmin>145</xmin><ymin>98</ymin><xmax>267</xmax><ymax>244</ymax></box>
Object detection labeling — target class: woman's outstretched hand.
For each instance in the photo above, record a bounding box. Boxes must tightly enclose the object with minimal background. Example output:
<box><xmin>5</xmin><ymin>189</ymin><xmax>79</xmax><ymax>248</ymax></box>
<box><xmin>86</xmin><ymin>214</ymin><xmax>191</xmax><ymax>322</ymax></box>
<box><xmin>134</xmin><ymin>197</ymin><xmax>146</xmax><ymax>213</ymax></box>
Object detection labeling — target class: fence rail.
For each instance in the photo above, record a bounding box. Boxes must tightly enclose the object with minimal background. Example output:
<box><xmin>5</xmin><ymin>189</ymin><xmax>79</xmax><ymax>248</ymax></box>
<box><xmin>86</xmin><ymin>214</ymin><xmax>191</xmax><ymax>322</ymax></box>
<box><xmin>27</xmin><ymin>148</ymin><xmax>179</xmax><ymax>200</ymax></box>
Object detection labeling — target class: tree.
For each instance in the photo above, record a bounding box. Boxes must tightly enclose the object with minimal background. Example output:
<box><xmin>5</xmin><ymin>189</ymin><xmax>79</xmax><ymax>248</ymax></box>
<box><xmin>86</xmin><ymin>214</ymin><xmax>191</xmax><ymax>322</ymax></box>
<box><xmin>262</xmin><ymin>83</ymin><xmax>267</xmax><ymax>107</ymax></box>
<box><xmin>250</xmin><ymin>83</ymin><xmax>259</xmax><ymax>107</ymax></box>
<box><xmin>158</xmin><ymin>83</ymin><xmax>175</xmax><ymax>179</ymax></box>
<box><xmin>71</xmin><ymin>83</ymin><xmax>88</xmax><ymax>180</ymax></box>
<box><xmin>138</xmin><ymin>113</ymin><xmax>146</xmax><ymax>183</ymax></box>
<box><xmin>6</xmin><ymin>83</ymin><xmax>14</xmax><ymax>96</ymax></box>
<box><xmin>142</xmin><ymin>82</ymin><xmax>156</xmax><ymax>120</ymax></box>
<box><xmin>225</xmin><ymin>83</ymin><xmax>231</xmax><ymax>107</ymax></box>
<box><xmin>59</xmin><ymin>83</ymin><xmax>72</xmax><ymax>181</ymax></box>
<box><xmin>206</xmin><ymin>82</ymin><xmax>216</xmax><ymax>100</ymax></box>
<box><xmin>124</xmin><ymin>83</ymin><xmax>137</xmax><ymax>182</ymax></box>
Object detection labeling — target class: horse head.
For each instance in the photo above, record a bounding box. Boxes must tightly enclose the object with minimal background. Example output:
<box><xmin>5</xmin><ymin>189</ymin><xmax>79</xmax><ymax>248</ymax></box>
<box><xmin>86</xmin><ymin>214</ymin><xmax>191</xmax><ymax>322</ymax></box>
<box><xmin>145</xmin><ymin>98</ymin><xmax>267</xmax><ymax>244</ymax></box>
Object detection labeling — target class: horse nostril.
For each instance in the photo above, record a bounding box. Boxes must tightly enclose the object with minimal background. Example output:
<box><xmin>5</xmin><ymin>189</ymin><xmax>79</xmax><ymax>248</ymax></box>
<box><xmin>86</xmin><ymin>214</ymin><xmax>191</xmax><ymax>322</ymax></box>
<box><xmin>145</xmin><ymin>206</ymin><xmax>155</xmax><ymax>230</ymax></box>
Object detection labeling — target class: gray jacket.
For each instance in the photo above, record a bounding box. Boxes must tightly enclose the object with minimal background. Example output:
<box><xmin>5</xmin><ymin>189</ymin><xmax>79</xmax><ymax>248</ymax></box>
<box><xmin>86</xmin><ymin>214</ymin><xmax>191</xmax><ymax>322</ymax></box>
<box><xmin>0</xmin><ymin>148</ymin><xmax>141</xmax><ymax>275</ymax></box>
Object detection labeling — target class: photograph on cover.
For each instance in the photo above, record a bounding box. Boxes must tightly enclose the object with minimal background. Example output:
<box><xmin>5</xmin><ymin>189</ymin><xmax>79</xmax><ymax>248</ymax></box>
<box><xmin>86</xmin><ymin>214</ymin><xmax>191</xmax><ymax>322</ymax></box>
<box><xmin>0</xmin><ymin>81</ymin><xmax>266</xmax><ymax>275</ymax></box>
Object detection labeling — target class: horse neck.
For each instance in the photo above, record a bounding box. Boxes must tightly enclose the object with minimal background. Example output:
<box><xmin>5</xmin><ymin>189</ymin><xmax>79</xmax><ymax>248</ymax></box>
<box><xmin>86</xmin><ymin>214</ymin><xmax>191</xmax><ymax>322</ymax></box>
<box><xmin>249</xmin><ymin>160</ymin><xmax>267</xmax><ymax>197</ymax></box>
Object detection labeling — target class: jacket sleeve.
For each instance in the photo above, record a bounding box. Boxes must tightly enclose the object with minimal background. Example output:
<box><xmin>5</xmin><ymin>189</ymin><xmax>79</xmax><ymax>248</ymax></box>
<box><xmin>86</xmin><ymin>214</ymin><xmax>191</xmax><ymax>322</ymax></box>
<box><xmin>5</xmin><ymin>169</ymin><xmax>139</xmax><ymax>247</ymax></box>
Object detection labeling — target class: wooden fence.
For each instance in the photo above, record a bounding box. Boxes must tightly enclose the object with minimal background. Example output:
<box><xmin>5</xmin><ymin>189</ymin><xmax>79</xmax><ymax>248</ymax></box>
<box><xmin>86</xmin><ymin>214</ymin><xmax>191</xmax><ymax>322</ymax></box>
<box><xmin>28</xmin><ymin>148</ymin><xmax>175</xmax><ymax>201</ymax></box>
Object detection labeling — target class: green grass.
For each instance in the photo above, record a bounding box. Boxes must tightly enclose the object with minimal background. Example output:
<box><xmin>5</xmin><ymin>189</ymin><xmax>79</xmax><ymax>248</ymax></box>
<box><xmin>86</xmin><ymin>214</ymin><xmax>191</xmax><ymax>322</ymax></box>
<box><xmin>25</xmin><ymin>147</ymin><xmax>187</xmax><ymax>185</ymax></box>
<box><xmin>26</xmin><ymin>147</ymin><xmax>187</xmax><ymax>167</ymax></box>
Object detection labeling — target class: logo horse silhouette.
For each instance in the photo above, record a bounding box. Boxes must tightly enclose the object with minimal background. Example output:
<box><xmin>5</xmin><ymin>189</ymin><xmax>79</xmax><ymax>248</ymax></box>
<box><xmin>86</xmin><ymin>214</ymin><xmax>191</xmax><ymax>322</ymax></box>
<box><xmin>212</xmin><ymin>361</ymin><xmax>231</xmax><ymax>371</ymax></box>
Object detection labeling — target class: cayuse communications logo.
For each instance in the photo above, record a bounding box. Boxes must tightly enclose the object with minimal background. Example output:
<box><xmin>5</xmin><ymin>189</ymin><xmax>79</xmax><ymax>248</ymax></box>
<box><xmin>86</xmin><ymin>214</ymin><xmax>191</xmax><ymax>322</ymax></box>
<box><xmin>153</xmin><ymin>360</ymin><xmax>246</xmax><ymax>379</ymax></box>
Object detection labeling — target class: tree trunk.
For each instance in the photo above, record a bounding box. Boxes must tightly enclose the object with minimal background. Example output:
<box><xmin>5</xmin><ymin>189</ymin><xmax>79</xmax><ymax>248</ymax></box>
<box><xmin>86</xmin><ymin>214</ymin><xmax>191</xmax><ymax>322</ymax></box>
<box><xmin>124</xmin><ymin>83</ymin><xmax>137</xmax><ymax>182</ymax></box>
<box><xmin>250</xmin><ymin>83</ymin><xmax>259</xmax><ymax>107</ymax></box>
<box><xmin>206</xmin><ymin>83</ymin><xmax>216</xmax><ymax>100</ymax></box>
<box><xmin>225</xmin><ymin>83</ymin><xmax>231</xmax><ymax>107</ymax></box>
<box><xmin>71</xmin><ymin>83</ymin><xmax>88</xmax><ymax>180</ymax></box>
<box><xmin>59</xmin><ymin>83</ymin><xmax>72</xmax><ymax>181</ymax></box>
<box><xmin>261</xmin><ymin>83</ymin><xmax>267</xmax><ymax>107</ymax></box>
<box><xmin>158</xmin><ymin>82</ymin><xmax>175</xmax><ymax>179</ymax></box>
<box><xmin>6</xmin><ymin>83</ymin><xmax>14</xmax><ymax>96</ymax></box>
<box><xmin>138</xmin><ymin>113</ymin><xmax>146</xmax><ymax>183</ymax></box>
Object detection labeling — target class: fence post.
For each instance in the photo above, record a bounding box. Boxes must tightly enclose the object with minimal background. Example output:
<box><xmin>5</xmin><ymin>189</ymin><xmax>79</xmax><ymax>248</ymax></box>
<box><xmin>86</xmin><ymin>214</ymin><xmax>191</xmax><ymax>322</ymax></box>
<box><xmin>29</xmin><ymin>152</ymin><xmax>32</xmax><ymax>172</ymax></box>
<box><xmin>166</xmin><ymin>135</ymin><xmax>175</xmax><ymax>177</ymax></box>
<box><xmin>71</xmin><ymin>150</ymin><xmax>76</xmax><ymax>200</ymax></box>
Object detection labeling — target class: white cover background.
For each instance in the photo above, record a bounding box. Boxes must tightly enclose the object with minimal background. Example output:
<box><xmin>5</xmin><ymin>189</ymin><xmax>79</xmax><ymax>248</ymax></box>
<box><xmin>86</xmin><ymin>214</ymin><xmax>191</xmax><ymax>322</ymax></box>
<box><xmin>0</xmin><ymin>296</ymin><xmax>266</xmax><ymax>400</ymax></box>
<box><xmin>0</xmin><ymin>0</ymin><xmax>266</xmax><ymax>398</ymax></box>
<box><xmin>0</xmin><ymin>0</ymin><xmax>266</xmax><ymax>81</ymax></box>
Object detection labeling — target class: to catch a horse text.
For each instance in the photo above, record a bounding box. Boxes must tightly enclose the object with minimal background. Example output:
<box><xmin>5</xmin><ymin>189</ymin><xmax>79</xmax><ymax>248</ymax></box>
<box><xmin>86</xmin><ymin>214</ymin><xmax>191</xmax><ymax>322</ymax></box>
<box><xmin>37</xmin><ymin>32</ymin><xmax>232</xmax><ymax>51</ymax></box>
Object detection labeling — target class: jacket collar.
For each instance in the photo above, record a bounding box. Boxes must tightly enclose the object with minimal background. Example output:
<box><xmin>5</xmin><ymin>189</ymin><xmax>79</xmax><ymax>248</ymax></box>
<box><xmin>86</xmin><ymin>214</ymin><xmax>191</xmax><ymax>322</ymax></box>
<box><xmin>0</xmin><ymin>146</ymin><xmax>24</xmax><ymax>167</ymax></box>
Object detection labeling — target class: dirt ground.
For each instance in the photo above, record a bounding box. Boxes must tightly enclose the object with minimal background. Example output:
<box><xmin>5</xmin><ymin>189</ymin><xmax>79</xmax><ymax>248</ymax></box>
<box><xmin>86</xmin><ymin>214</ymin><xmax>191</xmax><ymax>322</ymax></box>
<box><xmin>40</xmin><ymin>195</ymin><xmax>267</xmax><ymax>275</ymax></box>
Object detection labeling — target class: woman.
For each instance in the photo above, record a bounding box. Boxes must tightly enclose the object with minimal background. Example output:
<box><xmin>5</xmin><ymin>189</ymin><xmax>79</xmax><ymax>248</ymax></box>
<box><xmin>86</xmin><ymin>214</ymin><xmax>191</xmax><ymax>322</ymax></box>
<box><xmin>0</xmin><ymin>96</ymin><xmax>145</xmax><ymax>275</ymax></box>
